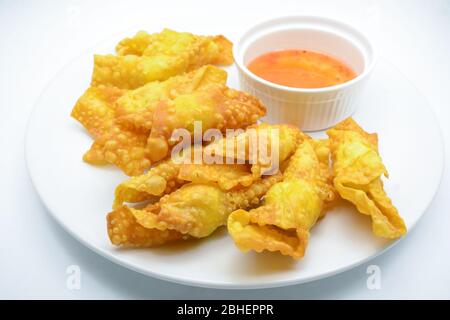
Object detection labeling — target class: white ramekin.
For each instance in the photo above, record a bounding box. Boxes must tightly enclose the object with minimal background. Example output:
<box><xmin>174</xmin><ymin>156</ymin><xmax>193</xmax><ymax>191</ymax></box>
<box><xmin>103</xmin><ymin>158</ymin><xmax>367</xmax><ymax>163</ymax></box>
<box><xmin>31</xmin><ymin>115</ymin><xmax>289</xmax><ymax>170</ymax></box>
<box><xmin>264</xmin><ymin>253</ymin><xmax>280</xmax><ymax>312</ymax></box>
<box><xmin>234</xmin><ymin>16</ymin><xmax>376</xmax><ymax>131</ymax></box>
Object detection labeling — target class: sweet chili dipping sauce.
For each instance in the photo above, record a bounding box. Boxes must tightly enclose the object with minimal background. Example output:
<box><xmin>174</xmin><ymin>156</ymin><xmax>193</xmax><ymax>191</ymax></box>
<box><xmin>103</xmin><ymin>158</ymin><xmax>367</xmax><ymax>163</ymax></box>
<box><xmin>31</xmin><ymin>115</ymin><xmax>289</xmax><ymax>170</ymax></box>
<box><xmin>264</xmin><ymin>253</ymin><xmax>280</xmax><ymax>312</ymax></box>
<box><xmin>247</xmin><ymin>49</ymin><xmax>357</xmax><ymax>89</ymax></box>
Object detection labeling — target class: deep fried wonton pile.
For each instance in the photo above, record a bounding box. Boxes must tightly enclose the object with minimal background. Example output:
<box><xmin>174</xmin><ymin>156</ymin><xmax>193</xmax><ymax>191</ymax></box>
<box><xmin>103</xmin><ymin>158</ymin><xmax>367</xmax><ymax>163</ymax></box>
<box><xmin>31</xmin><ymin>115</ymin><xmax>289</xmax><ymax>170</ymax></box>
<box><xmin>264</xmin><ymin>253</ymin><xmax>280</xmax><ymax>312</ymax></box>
<box><xmin>71</xmin><ymin>29</ymin><xmax>406</xmax><ymax>262</ymax></box>
<box><xmin>104</xmin><ymin>120</ymin><xmax>406</xmax><ymax>260</ymax></box>
<box><xmin>72</xmin><ymin>29</ymin><xmax>266</xmax><ymax>176</ymax></box>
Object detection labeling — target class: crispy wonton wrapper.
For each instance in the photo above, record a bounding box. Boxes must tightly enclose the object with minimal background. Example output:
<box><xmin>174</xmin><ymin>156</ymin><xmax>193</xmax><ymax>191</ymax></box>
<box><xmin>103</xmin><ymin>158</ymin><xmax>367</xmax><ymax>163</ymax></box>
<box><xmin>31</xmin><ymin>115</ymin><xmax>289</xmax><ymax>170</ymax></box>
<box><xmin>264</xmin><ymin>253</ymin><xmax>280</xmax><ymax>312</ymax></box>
<box><xmin>146</xmin><ymin>85</ymin><xmax>266</xmax><ymax>162</ymax></box>
<box><xmin>107</xmin><ymin>174</ymin><xmax>282</xmax><ymax>247</ymax></box>
<box><xmin>227</xmin><ymin>139</ymin><xmax>335</xmax><ymax>259</ymax></box>
<box><xmin>178</xmin><ymin>163</ymin><xmax>256</xmax><ymax>191</ymax></box>
<box><xmin>113</xmin><ymin>145</ymin><xmax>263</xmax><ymax>210</ymax></box>
<box><xmin>107</xmin><ymin>205</ymin><xmax>188</xmax><ymax>247</ymax></box>
<box><xmin>93</xmin><ymin>29</ymin><xmax>233</xmax><ymax>89</ymax></box>
<box><xmin>113</xmin><ymin>158</ymin><xmax>185</xmax><ymax>210</ymax></box>
<box><xmin>114</xmin><ymin>65</ymin><xmax>227</xmax><ymax>131</ymax></box>
<box><xmin>71</xmin><ymin>86</ymin><xmax>124</xmax><ymax>138</ymax></box>
<box><xmin>72</xmin><ymin>67</ymin><xmax>228</xmax><ymax>176</ymax></box>
<box><xmin>203</xmin><ymin>123</ymin><xmax>306</xmax><ymax>177</ymax></box>
<box><xmin>327</xmin><ymin>118</ymin><xmax>407</xmax><ymax>238</ymax></box>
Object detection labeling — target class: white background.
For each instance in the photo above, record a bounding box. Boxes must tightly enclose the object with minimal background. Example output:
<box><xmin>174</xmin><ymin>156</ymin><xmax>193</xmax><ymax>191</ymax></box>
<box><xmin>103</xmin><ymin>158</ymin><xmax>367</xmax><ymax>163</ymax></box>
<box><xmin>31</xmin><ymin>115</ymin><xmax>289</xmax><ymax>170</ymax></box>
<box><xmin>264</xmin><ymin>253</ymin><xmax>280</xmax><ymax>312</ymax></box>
<box><xmin>0</xmin><ymin>0</ymin><xmax>449</xmax><ymax>299</ymax></box>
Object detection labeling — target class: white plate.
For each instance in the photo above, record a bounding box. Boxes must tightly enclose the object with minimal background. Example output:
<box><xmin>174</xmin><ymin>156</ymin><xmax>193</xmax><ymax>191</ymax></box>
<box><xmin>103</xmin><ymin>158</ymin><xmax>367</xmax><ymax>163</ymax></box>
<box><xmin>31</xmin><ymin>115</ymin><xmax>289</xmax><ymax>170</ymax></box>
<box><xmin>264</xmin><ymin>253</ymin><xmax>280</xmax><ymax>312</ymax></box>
<box><xmin>25</xmin><ymin>31</ymin><xmax>444</xmax><ymax>289</ymax></box>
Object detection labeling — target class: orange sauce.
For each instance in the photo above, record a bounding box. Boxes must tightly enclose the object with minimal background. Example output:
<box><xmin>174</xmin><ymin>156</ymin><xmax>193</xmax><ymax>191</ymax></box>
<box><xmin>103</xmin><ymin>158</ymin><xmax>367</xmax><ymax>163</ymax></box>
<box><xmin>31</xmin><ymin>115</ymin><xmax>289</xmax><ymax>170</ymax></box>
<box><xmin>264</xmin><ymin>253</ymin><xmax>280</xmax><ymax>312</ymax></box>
<box><xmin>247</xmin><ymin>49</ymin><xmax>356</xmax><ymax>88</ymax></box>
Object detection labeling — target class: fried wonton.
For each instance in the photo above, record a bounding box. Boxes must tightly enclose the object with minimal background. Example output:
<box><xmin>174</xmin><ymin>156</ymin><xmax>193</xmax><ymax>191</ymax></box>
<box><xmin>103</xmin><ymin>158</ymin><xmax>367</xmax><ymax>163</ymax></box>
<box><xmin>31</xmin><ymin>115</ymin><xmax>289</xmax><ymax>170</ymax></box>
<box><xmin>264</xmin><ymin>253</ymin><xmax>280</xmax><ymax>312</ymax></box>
<box><xmin>113</xmin><ymin>144</ymin><xmax>264</xmax><ymax>211</ymax></box>
<box><xmin>178</xmin><ymin>163</ymin><xmax>256</xmax><ymax>190</ymax></box>
<box><xmin>107</xmin><ymin>174</ymin><xmax>282</xmax><ymax>247</ymax></box>
<box><xmin>71</xmin><ymin>86</ymin><xmax>124</xmax><ymax>138</ymax></box>
<box><xmin>327</xmin><ymin>117</ymin><xmax>407</xmax><ymax>238</ymax></box>
<box><xmin>146</xmin><ymin>85</ymin><xmax>266</xmax><ymax>162</ymax></box>
<box><xmin>93</xmin><ymin>29</ymin><xmax>233</xmax><ymax>89</ymax></box>
<box><xmin>71</xmin><ymin>84</ymin><xmax>153</xmax><ymax>175</ymax></box>
<box><xmin>204</xmin><ymin>123</ymin><xmax>306</xmax><ymax>176</ymax></box>
<box><xmin>113</xmin><ymin>158</ymin><xmax>185</xmax><ymax>210</ymax></box>
<box><xmin>73</xmin><ymin>66</ymin><xmax>229</xmax><ymax>176</ymax></box>
<box><xmin>107</xmin><ymin>205</ymin><xmax>187</xmax><ymax>247</ymax></box>
<box><xmin>227</xmin><ymin>139</ymin><xmax>335</xmax><ymax>259</ymax></box>
<box><xmin>114</xmin><ymin>65</ymin><xmax>227</xmax><ymax>131</ymax></box>
<box><xmin>116</xmin><ymin>29</ymin><xmax>233</xmax><ymax>64</ymax></box>
<box><xmin>82</xmin><ymin>124</ymin><xmax>151</xmax><ymax>175</ymax></box>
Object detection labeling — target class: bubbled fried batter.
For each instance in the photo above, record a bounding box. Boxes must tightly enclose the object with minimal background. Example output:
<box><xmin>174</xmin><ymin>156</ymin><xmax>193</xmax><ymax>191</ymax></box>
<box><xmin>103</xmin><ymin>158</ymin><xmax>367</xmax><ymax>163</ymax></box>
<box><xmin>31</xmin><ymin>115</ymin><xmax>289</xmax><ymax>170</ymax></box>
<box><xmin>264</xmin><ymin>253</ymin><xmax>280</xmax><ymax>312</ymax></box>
<box><xmin>327</xmin><ymin>118</ymin><xmax>407</xmax><ymax>238</ymax></box>
<box><xmin>71</xmin><ymin>84</ymin><xmax>153</xmax><ymax>175</ymax></box>
<box><xmin>71</xmin><ymin>86</ymin><xmax>124</xmax><ymax>138</ymax></box>
<box><xmin>116</xmin><ymin>28</ymin><xmax>233</xmax><ymax>65</ymax></box>
<box><xmin>94</xmin><ymin>29</ymin><xmax>233</xmax><ymax>89</ymax></box>
<box><xmin>83</xmin><ymin>121</ymin><xmax>152</xmax><ymax>176</ymax></box>
<box><xmin>114</xmin><ymin>65</ymin><xmax>227</xmax><ymax>131</ymax></box>
<box><xmin>113</xmin><ymin>158</ymin><xmax>185</xmax><ymax>210</ymax></box>
<box><xmin>107</xmin><ymin>206</ymin><xmax>186</xmax><ymax>247</ymax></box>
<box><xmin>204</xmin><ymin>123</ymin><xmax>306</xmax><ymax>177</ymax></box>
<box><xmin>146</xmin><ymin>85</ymin><xmax>266</xmax><ymax>162</ymax></box>
<box><xmin>227</xmin><ymin>140</ymin><xmax>335</xmax><ymax>259</ymax></box>
<box><xmin>178</xmin><ymin>163</ymin><xmax>256</xmax><ymax>191</ymax></box>
<box><xmin>107</xmin><ymin>174</ymin><xmax>282</xmax><ymax>247</ymax></box>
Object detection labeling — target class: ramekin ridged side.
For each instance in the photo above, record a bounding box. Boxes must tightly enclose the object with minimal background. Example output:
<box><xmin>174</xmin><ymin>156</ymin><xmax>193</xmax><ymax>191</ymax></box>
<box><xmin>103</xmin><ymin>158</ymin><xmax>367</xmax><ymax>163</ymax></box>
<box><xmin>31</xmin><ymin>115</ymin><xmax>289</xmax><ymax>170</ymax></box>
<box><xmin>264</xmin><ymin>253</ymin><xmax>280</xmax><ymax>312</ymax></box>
<box><xmin>238</xmin><ymin>72</ymin><xmax>367</xmax><ymax>131</ymax></box>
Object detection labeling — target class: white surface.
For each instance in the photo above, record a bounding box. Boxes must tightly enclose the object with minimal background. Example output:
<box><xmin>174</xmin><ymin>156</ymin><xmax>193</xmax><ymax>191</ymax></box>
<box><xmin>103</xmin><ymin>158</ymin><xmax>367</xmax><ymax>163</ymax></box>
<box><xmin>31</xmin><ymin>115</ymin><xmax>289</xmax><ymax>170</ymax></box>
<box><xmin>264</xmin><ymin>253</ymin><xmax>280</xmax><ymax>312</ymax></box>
<box><xmin>1</xmin><ymin>0</ymin><xmax>449</xmax><ymax>298</ymax></box>
<box><xmin>25</xmin><ymin>51</ymin><xmax>444</xmax><ymax>288</ymax></box>
<box><xmin>235</xmin><ymin>16</ymin><xmax>376</xmax><ymax>130</ymax></box>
